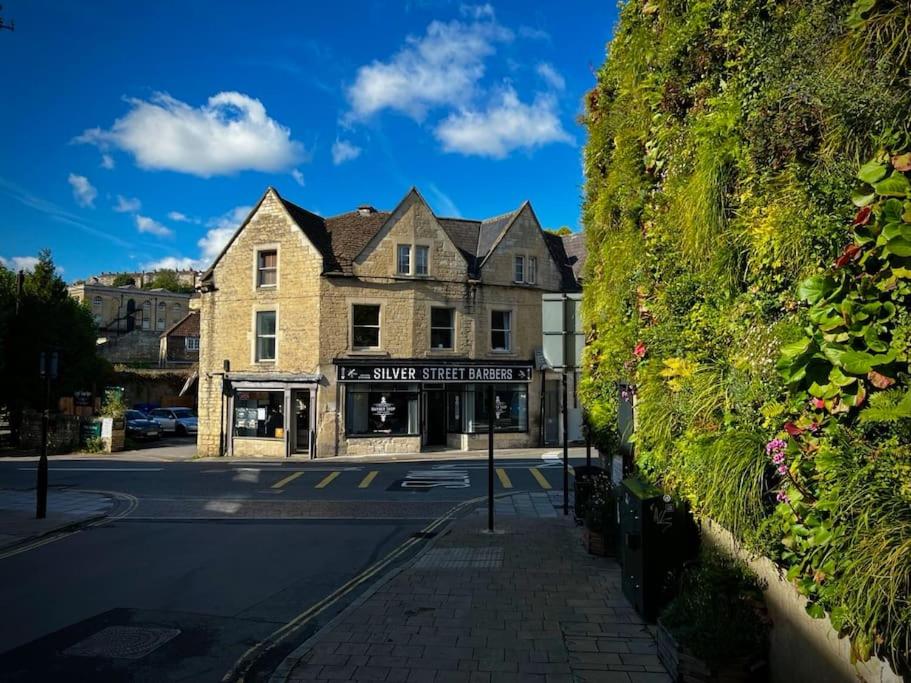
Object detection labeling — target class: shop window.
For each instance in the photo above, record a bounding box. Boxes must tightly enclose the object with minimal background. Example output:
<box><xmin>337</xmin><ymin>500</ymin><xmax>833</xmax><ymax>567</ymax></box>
<box><xmin>447</xmin><ymin>390</ymin><xmax>462</xmax><ymax>432</ymax></box>
<box><xmin>527</xmin><ymin>256</ymin><xmax>537</xmax><ymax>284</ymax></box>
<box><xmin>514</xmin><ymin>255</ymin><xmax>525</xmax><ymax>283</ymax></box>
<box><xmin>491</xmin><ymin>310</ymin><xmax>512</xmax><ymax>351</ymax></box>
<box><xmin>346</xmin><ymin>384</ymin><xmax>419</xmax><ymax>436</ymax></box>
<box><xmin>258</xmin><ymin>249</ymin><xmax>277</xmax><ymax>287</ymax></box>
<box><xmin>185</xmin><ymin>336</ymin><xmax>200</xmax><ymax>351</ymax></box>
<box><xmin>430</xmin><ymin>307</ymin><xmax>454</xmax><ymax>350</ymax></box>
<box><xmin>255</xmin><ymin>311</ymin><xmax>276</xmax><ymax>361</ymax></box>
<box><xmin>458</xmin><ymin>384</ymin><xmax>528</xmax><ymax>433</ymax></box>
<box><xmin>142</xmin><ymin>301</ymin><xmax>151</xmax><ymax>330</ymax></box>
<box><xmin>396</xmin><ymin>245</ymin><xmax>410</xmax><ymax>275</ymax></box>
<box><xmin>352</xmin><ymin>304</ymin><xmax>380</xmax><ymax>349</ymax></box>
<box><xmin>234</xmin><ymin>390</ymin><xmax>284</xmax><ymax>438</ymax></box>
<box><xmin>157</xmin><ymin>301</ymin><xmax>167</xmax><ymax>330</ymax></box>
<box><xmin>415</xmin><ymin>245</ymin><xmax>429</xmax><ymax>275</ymax></box>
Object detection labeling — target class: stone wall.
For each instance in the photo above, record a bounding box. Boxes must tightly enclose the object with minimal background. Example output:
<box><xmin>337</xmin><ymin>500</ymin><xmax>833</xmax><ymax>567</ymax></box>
<box><xmin>702</xmin><ymin>520</ymin><xmax>902</xmax><ymax>683</ymax></box>
<box><xmin>19</xmin><ymin>410</ymin><xmax>81</xmax><ymax>454</ymax></box>
<box><xmin>232</xmin><ymin>437</ymin><xmax>285</xmax><ymax>458</ymax></box>
<box><xmin>98</xmin><ymin>330</ymin><xmax>163</xmax><ymax>365</ymax></box>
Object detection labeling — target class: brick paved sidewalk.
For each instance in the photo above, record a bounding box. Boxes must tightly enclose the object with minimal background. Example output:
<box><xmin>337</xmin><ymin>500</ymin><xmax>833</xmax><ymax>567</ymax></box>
<box><xmin>0</xmin><ymin>488</ymin><xmax>113</xmax><ymax>551</ymax></box>
<box><xmin>278</xmin><ymin>492</ymin><xmax>670</xmax><ymax>683</ymax></box>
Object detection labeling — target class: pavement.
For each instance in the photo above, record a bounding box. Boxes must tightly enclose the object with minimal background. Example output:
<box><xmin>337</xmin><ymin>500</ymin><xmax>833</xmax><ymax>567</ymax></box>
<box><xmin>277</xmin><ymin>491</ymin><xmax>671</xmax><ymax>683</ymax></box>
<box><xmin>0</xmin><ymin>487</ymin><xmax>115</xmax><ymax>553</ymax></box>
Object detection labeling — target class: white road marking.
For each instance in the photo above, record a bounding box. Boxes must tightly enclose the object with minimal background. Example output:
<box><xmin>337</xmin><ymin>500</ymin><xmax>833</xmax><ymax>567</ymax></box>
<box><xmin>17</xmin><ymin>467</ymin><xmax>163</xmax><ymax>472</ymax></box>
<box><xmin>401</xmin><ymin>469</ymin><xmax>470</xmax><ymax>489</ymax></box>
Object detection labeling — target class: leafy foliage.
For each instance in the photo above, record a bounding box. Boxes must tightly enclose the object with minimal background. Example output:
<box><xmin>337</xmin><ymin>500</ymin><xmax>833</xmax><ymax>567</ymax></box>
<box><xmin>581</xmin><ymin>0</ymin><xmax>911</xmax><ymax>672</ymax></box>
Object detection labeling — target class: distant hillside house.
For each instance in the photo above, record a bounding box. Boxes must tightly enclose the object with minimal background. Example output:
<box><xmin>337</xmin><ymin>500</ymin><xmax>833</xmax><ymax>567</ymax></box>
<box><xmin>159</xmin><ymin>311</ymin><xmax>200</xmax><ymax>368</ymax></box>
<box><xmin>196</xmin><ymin>186</ymin><xmax>584</xmax><ymax>459</ymax></box>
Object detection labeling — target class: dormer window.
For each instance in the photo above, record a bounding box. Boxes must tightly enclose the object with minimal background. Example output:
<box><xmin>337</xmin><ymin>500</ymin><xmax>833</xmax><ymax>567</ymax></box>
<box><xmin>397</xmin><ymin>245</ymin><xmax>411</xmax><ymax>275</ymax></box>
<box><xmin>514</xmin><ymin>256</ymin><xmax>525</xmax><ymax>283</ymax></box>
<box><xmin>395</xmin><ymin>244</ymin><xmax>430</xmax><ymax>277</ymax></box>
<box><xmin>257</xmin><ymin>249</ymin><xmax>277</xmax><ymax>287</ymax></box>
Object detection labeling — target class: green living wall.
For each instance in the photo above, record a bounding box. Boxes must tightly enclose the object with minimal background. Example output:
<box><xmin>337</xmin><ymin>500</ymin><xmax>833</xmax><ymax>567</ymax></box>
<box><xmin>581</xmin><ymin>0</ymin><xmax>910</xmax><ymax>670</ymax></box>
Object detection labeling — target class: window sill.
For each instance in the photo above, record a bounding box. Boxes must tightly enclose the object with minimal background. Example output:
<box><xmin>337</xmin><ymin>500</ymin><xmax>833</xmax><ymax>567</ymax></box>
<box><xmin>348</xmin><ymin>349</ymin><xmax>387</xmax><ymax>356</ymax></box>
<box><xmin>489</xmin><ymin>349</ymin><xmax>515</xmax><ymax>355</ymax></box>
<box><xmin>429</xmin><ymin>347</ymin><xmax>457</xmax><ymax>354</ymax></box>
<box><xmin>256</xmin><ymin>285</ymin><xmax>277</xmax><ymax>291</ymax></box>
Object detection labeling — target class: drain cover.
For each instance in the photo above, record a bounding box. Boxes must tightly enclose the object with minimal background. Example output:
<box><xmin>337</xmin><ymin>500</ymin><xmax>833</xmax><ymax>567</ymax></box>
<box><xmin>63</xmin><ymin>626</ymin><xmax>180</xmax><ymax>660</ymax></box>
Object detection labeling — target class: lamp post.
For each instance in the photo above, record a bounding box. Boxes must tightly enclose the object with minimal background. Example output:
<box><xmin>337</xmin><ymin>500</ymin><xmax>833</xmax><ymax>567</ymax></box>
<box><xmin>36</xmin><ymin>350</ymin><xmax>59</xmax><ymax>519</ymax></box>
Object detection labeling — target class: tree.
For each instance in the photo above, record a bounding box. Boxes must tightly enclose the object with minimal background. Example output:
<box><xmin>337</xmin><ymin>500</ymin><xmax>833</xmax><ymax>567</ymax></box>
<box><xmin>547</xmin><ymin>226</ymin><xmax>574</xmax><ymax>236</ymax></box>
<box><xmin>112</xmin><ymin>273</ymin><xmax>136</xmax><ymax>287</ymax></box>
<box><xmin>142</xmin><ymin>269</ymin><xmax>194</xmax><ymax>293</ymax></box>
<box><xmin>0</xmin><ymin>250</ymin><xmax>109</xmax><ymax>441</ymax></box>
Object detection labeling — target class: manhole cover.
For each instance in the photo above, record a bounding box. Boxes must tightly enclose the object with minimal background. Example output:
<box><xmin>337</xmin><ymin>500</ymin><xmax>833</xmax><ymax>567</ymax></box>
<box><xmin>63</xmin><ymin>626</ymin><xmax>181</xmax><ymax>659</ymax></box>
<box><xmin>414</xmin><ymin>547</ymin><xmax>503</xmax><ymax>569</ymax></box>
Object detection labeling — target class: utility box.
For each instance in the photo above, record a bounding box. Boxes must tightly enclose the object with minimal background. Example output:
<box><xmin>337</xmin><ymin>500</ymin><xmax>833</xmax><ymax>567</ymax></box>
<box><xmin>620</xmin><ymin>477</ymin><xmax>699</xmax><ymax>622</ymax></box>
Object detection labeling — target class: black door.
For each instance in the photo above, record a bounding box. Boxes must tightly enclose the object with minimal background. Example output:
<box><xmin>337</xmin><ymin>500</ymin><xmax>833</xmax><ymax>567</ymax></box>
<box><xmin>425</xmin><ymin>390</ymin><xmax>446</xmax><ymax>446</ymax></box>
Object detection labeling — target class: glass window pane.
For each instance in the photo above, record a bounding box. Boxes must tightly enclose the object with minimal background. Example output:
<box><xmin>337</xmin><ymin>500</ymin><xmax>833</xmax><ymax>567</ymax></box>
<box><xmin>353</xmin><ymin>326</ymin><xmax>379</xmax><ymax>348</ymax></box>
<box><xmin>259</xmin><ymin>251</ymin><xmax>277</xmax><ymax>268</ymax></box>
<box><xmin>345</xmin><ymin>385</ymin><xmax>419</xmax><ymax>435</ymax></box>
<box><xmin>431</xmin><ymin>307</ymin><xmax>451</xmax><ymax>327</ymax></box>
<box><xmin>353</xmin><ymin>305</ymin><xmax>379</xmax><ymax>326</ymax></box>
<box><xmin>260</xmin><ymin>269</ymin><xmax>277</xmax><ymax>286</ymax></box>
<box><xmin>397</xmin><ymin>245</ymin><xmax>410</xmax><ymax>274</ymax></box>
<box><xmin>431</xmin><ymin>328</ymin><xmax>452</xmax><ymax>349</ymax></box>
<box><xmin>415</xmin><ymin>246</ymin><xmax>429</xmax><ymax>275</ymax></box>
<box><xmin>257</xmin><ymin>311</ymin><xmax>276</xmax><ymax>334</ymax></box>
<box><xmin>514</xmin><ymin>256</ymin><xmax>524</xmax><ymax>282</ymax></box>
<box><xmin>233</xmin><ymin>390</ymin><xmax>283</xmax><ymax>438</ymax></box>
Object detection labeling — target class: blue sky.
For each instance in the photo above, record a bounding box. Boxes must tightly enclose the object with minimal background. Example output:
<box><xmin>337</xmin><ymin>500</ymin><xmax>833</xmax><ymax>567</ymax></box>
<box><xmin>0</xmin><ymin>1</ymin><xmax>617</xmax><ymax>281</ymax></box>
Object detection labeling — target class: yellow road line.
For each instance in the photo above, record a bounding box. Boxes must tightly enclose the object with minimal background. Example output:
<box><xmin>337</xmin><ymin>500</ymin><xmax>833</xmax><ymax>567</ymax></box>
<box><xmin>271</xmin><ymin>471</ymin><xmax>304</xmax><ymax>489</ymax></box>
<box><xmin>529</xmin><ymin>468</ymin><xmax>552</xmax><ymax>490</ymax></box>
<box><xmin>359</xmin><ymin>471</ymin><xmax>379</xmax><ymax>489</ymax></box>
<box><xmin>496</xmin><ymin>468</ymin><xmax>512</xmax><ymax>489</ymax></box>
<box><xmin>315</xmin><ymin>471</ymin><xmax>340</xmax><ymax>489</ymax></box>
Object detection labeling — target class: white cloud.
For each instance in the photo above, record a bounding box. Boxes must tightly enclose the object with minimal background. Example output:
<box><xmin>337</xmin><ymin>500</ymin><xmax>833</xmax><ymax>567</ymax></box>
<box><xmin>100</xmin><ymin>154</ymin><xmax>115</xmax><ymax>170</ymax></box>
<box><xmin>75</xmin><ymin>91</ymin><xmax>307</xmax><ymax>177</ymax></box>
<box><xmin>435</xmin><ymin>87</ymin><xmax>573</xmax><ymax>158</ymax></box>
<box><xmin>68</xmin><ymin>173</ymin><xmax>97</xmax><ymax>208</ymax></box>
<box><xmin>518</xmin><ymin>25</ymin><xmax>550</xmax><ymax>41</ymax></box>
<box><xmin>331</xmin><ymin>139</ymin><xmax>362</xmax><ymax>165</ymax></box>
<box><xmin>291</xmin><ymin>168</ymin><xmax>306</xmax><ymax>186</ymax></box>
<box><xmin>346</xmin><ymin>11</ymin><xmax>512</xmax><ymax>120</ymax></box>
<box><xmin>142</xmin><ymin>204</ymin><xmax>251</xmax><ymax>271</ymax></box>
<box><xmin>536</xmin><ymin>62</ymin><xmax>565</xmax><ymax>91</ymax></box>
<box><xmin>167</xmin><ymin>211</ymin><xmax>192</xmax><ymax>222</ymax></box>
<box><xmin>113</xmin><ymin>195</ymin><xmax>141</xmax><ymax>213</ymax></box>
<box><xmin>135</xmin><ymin>214</ymin><xmax>174</xmax><ymax>238</ymax></box>
<box><xmin>0</xmin><ymin>256</ymin><xmax>40</xmax><ymax>272</ymax></box>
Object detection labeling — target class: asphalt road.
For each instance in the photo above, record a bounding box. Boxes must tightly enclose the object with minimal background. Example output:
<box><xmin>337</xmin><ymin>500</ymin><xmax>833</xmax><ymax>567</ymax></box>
<box><xmin>0</xmin><ymin>450</ymin><xmax>588</xmax><ymax>681</ymax></box>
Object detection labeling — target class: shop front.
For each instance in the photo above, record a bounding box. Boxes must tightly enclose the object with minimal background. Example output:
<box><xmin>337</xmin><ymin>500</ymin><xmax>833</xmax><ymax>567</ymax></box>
<box><xmin>335</xmin><ymin>360</ymin><xmax>536</xmax><ymax>454</ymax></box>
<box><xmin>224</xmin><ymin>372</ymin><xmax>320</xmax><ymax>458</ymax></box>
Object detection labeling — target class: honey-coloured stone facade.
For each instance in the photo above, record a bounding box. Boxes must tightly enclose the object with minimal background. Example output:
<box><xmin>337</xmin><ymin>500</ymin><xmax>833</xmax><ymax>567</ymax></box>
<box><xmin>197</xmin><ymin>187</ymin><xmax>580</xmax><ymax>458</ymax></box>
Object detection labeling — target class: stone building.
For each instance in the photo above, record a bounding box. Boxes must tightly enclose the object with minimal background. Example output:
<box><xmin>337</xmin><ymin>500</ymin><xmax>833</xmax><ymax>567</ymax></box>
<box><xmin>67</xmin><ymin>282</ymin><xmax>193</xmax><ymax>365</ymax></box>
<box><xmin>159</xmin><ymin>311</ymin><xmax>200</xmax><ymax>368</ymax></box>
<box><xmin>196</xmin><ymin>187</ymin><xmax>582</xmax><ymax>458</ymax></box>
<box><xmin>80</xmin><ymin>269</ymin><xmax>199</xmax><ymax>289</ymax></box>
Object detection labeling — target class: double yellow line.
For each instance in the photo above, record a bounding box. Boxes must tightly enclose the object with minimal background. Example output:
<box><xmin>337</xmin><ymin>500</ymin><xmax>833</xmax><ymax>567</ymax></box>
<box><xmin>223</xmin><ymin>496</ymin><xmax>481</xmax><ymax>683</ymax></box>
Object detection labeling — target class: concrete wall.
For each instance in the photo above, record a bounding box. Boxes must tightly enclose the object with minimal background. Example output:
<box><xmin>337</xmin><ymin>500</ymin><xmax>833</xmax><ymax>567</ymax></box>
<box><xmin>702</xmin><ymin>520</ymin><xmax>902</xmax><ymax>683</ymax></box>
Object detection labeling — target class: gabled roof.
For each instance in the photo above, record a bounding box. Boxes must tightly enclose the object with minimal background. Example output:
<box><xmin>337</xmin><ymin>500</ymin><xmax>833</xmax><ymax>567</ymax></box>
<box><xmin>561</xmin><ymin>232</ymin><xmax>587</xmax><ymax>282</ymax></box>
<box><xmin>161</xmin><ymin>310</ymin><xmax>200</xmax><ymax>339</ymax></box>
<box><xmin>543</xmin><ymin>232</ymin><xmax>582</xmax><ymax>292</ymax></box>
<box><xmin>200</xmin><ymin>187</ymin><xmax>581</xmax><ymax>289</ymax></box>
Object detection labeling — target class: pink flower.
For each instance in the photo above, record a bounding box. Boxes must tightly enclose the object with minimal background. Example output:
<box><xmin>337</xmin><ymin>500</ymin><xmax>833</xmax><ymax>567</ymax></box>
<box><xmin>776</xmin><ymin>491</ymin><xmax>790</xmax><ymax>504</ymax></box>
<box><xmin>811</xmin><ymin>398</ymin><xmax>825</xmax><ymax>410</ymax></box>
<box><xmin>772</xmin><ymin>452</ymin><xmax>786</xmax><ymax>465</ymax></box>
<box><xmin>777</xmin><ymin>464</ymin><xmax>789</xmax><ymax>475</ymax></box>
<box><xmin>633</xmin><ymin>342</ymin><xmax>647</xmax><ymax>359</ymax></box>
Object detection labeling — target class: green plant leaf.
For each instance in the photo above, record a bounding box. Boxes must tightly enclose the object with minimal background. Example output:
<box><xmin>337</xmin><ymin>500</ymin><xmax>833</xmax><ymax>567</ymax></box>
<box><xmin>798</xmin><ymin>275</ymin><xmax>835</xmax><ymax>304</ymax></box>
<box><xmin>874</xmin><ymin>172</ymin><xmax>911</xmax><ymax>198</ymax></box>
<box><xmin>806</xmin><ymin>602</ymin><xmax>826</xmax><ymax>619</ymax></box>
<box><xmin>851</xmin><ymin>186</ymin><xmax>876</xmax><ymax>207</ymax></box>
<box><xmin>857</xmin><ymin>160</ymin><xmax>888</xmax><ymax>184</ymax></box>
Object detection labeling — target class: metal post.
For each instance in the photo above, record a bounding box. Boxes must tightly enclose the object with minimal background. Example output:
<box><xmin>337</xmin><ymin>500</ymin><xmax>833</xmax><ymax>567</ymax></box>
<box><xmin>36</xmin><ymin>372</ymin><xmax>49</xmax><ymax>519</ymax></box>
<box><xmin>562</xmin><ymin>371</ymin><xmax>569</xmax><ymax>516</ymax></box>
<box><xmin>487</xmin><ymin>384</ymin><xmax>494</xmax><ymax>532</ymax></box>
<box><xmin>585</xmin><ymin>412</ymin><xmax>592</xmax><ymax>467</ymax></box>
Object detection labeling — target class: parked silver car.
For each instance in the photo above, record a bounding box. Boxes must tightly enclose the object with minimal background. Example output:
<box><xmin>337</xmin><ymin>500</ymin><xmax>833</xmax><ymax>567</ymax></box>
<box><xmin>149</xmin><ymin>407</ymin><xmax>198</xmax><ymax>435</ymax></box>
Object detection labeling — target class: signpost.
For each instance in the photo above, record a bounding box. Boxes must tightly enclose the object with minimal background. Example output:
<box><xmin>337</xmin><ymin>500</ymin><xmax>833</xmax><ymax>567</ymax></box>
<box><xmin>542</xmin><ymin>293</ymin><xmax>584</xmax><ymax>516</ymax></box>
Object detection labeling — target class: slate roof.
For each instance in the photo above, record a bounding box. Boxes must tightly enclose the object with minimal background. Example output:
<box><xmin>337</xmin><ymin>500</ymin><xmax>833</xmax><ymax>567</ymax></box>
<box><xmin>202</xmin><ymin>187</ymin><xmax>582</xmax><ymax>289</ymax></box>
<box><xmin>561</xmin><ymin>232</ymin><xmax>587</xmax><ymax>282</ymax></box>
<box><xmin>543</xmin><ymin>233</ymin><xmax>582</xmax><ymax>292</ymax></box>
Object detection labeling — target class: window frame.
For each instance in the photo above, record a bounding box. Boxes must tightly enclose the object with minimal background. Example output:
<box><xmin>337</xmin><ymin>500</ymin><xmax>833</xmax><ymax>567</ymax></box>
<box><xmin>414</xmin><ymin>244</ymin><xmax>430</xmax><ymax>276</ymax></box>
<box><xmin>514</xmin><ymin>255</ymin><xmax>525</xmax><ymax>283</ymax></box>
<box><xmin>429</xmin><ymin>306</ymin><xmax>455</xmax><ymax>351</ymax></box>
<box><xmin>141</xmin><ymin>301</ymin><xmax>152</xmax><ymax>330</ymax></box>
<box><xmin>396</xmin><ymin>244</ymin><xmax>411</xmax><ymax>275</ymax></box>
<box><xmin>254</xmin><ymin>309</ymin><xmax>277</xmax><ymax>363</ymax></box>
<box><xmin>254</xmin><ymin>245</ymin><xmax>280</xmax><ymax>290</ymax></box>
<box><xmin>351</xmin><ymin>303</ymin><xmax>382</xmax><ymax>350</ymax></box>
<box><xmin>526</xmin><ymin>256</ymin><xmax>537</xmax><ymax>285</ymax></box>
<box><xmin>156</xmin><ymin>301</ymin><xmax>167</xmax><ymax>331</ymax></box>
<box><xmin>490</xmin><ymin>309</ymin><xmax>512</xmax><ymax>352</ymax></box>
<box><xmin>185</xmin><ymin>336</ymin><xmax>200</xmax><ymax>351</ymax></box>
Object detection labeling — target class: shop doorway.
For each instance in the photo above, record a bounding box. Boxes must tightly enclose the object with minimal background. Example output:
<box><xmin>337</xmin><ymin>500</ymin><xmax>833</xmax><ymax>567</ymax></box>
<box><xmin>293</xmin><ymin>390</ymin><xmax>311</xmax><ymax>455</ymax></box>
<box><xmin>544</xmin><ymin>379</ymin><xmax>560</xmax><ymax>444</ymax></box>
<box><xmin>425</xmin><ymin>389</ymin><xmax>447</xmax><ymax>447</ymax></box>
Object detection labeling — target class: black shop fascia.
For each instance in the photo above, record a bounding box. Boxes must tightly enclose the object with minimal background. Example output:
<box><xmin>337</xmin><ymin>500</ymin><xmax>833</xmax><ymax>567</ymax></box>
<box><xmin>334</xmin><ymin>358</ymin><xmax>534</xmax><ymax>441</ymax></box>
